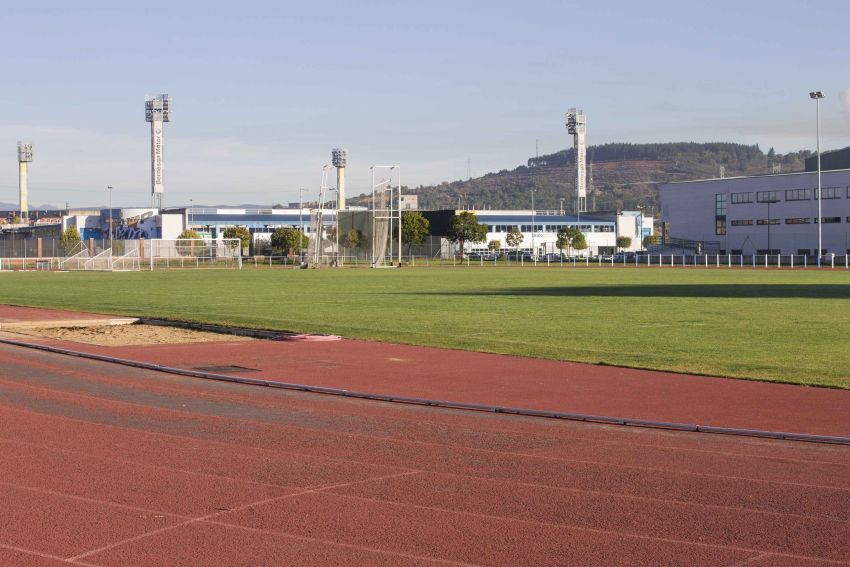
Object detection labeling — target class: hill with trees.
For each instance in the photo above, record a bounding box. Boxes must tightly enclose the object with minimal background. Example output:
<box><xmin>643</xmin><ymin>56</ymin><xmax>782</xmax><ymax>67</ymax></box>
<box><xmin>352</xmin><ymin>143</ymin><xmax>811</xmax><ymax>215</ymax></box>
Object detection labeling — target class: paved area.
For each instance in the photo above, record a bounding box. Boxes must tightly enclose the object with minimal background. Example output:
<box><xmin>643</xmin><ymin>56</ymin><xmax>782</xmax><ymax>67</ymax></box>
<box><xmin>1</xmin><ymin>342</ymin><xmax>849</xmax><ymax>566</ymax></box>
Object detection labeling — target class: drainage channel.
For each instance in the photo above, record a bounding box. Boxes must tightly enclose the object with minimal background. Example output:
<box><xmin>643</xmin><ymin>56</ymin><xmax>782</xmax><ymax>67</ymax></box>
<box><xmin>1</xmin><ymin>336</ymin><xmax>849</xmax><ymax>447</ymax></box>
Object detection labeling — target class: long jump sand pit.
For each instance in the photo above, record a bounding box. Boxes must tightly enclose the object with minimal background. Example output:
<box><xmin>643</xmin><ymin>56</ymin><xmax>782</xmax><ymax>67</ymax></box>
<box><xmin>7</xmin><ymin>323</ymin><xmax>254</xmax><ymax>347</ymax></box>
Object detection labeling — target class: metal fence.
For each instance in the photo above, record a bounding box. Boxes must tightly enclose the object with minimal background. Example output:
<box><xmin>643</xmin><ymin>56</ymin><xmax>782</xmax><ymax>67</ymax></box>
<box><xmin>0</xmin><ymin>238</ymin><xmax>240</xmax><ymax>271</ymax></box>
<box><xmin>419</xmin><ymin>253</ymin><xmax>850</xmax><ymax>269</ymax></box>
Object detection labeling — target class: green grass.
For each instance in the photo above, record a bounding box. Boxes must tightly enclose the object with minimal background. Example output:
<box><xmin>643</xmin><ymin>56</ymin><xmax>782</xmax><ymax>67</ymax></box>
<box><xmin>2</xmin><ymin>267</ymin><xmax>849</xmax><ymax>388</ymax></box>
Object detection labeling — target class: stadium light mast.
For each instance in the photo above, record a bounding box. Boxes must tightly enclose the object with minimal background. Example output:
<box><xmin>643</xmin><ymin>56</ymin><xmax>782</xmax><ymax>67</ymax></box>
<box><xmin>145</xmin><ymin>94</ymin><xmax>172</xmax><ymax>211</ymax></box>
<box><xmin>17</xmin><ymin>142</ymin><xmax>33</xmax><ymax>222</ymax></box>
<box><xmin>566</xmin><ymin>108</ymin><xmax>587</xmax><ymax>213</ymax></box>
<box><xmin>332</xmin><ymin>148</ymin><xmax>348</xmax><ymax>210</ymax></box>
<box><xmin>809</xmin><ymin>90</ymin><xmax>824</xmax><ymax>265</ymax></box>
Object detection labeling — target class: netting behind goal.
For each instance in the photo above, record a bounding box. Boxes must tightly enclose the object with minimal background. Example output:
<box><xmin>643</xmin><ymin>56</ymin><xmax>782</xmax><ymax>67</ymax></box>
<box><xmin>148</xmin><ymin>239</ymin><xmax>242</xmax><ymax>269</ymax></box>
<box><xmin>372</xmin><ymin>189</ymin><xmax>391</xmax><ymax>267</ymax></box>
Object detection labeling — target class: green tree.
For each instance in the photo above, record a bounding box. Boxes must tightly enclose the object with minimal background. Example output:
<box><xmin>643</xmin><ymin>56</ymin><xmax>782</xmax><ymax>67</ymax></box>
<box><xmin>400</xmin><ymin>210</ymin><xmax>430</xmax><ymax>254</ymax></box>
<box><xmin>572</xmin><ymin>233</ymin><xmax>588</xmax><ymax>253</ymax></box>
<box><xmin>556</xmin><ymin>226</ymin><xmax>585</xmax><ymax>256</ymax></box>
<box><xmin>616</xmin><ymin>236</ymin><xmax>632</xmax><ymax>251</ymax></box>
<box><xmin>342</xmin><ymin>229</ymin><xmax>362</xmax><ymax>251</ymax></box>
<box><xmin>447</xmin><ymin>211</ymin><xmax>488</xmax><ymax>256</ymax></box>
<box><xmin>271</xmin><ymin>227</ymin><xmax>308</xmax><ymax>256</ymax></box>
<box><xmin>642</xmin><ymin>234</ymin><xmax>660</xmax><ymax>248</ymax></box>
<box><xmin>487</xmin><ymin>239</ymin><xmax>501</xmax><ymax>252</ymax></box>
<box><xmin>222</xmin><ymin>226</ymin><xmax>251</xmax><ymax>253</ymax></box>
<box><xmin>59</xmin><ymin>226</ymin><xmax>81</xmax><ymax>255</ymax></box>
<box><xmin>176</xmin><ymin>229</ymin><xmax>202</xmax><ymax>257</ymax></box>
<box><xmin>505</xmin><ymin>226</ymin><xmax>523</xmax><ymax>252</ymax></box>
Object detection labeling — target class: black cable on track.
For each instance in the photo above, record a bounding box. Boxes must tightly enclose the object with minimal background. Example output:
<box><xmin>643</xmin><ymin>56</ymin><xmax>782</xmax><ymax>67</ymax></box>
<box><xmin>2</xmin><ymin>336</ymin><xmax>848</xmax><ymax>446</ymax></box>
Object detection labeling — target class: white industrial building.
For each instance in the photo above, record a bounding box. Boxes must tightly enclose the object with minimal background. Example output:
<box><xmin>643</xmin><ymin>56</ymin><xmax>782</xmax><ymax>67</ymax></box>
<box><xmin>460</xmin><ymin>209</ymin><xmax>651</xmax><ymax>256</ymax></box>
<box><xmin>661</xmin><ymin>168</ymin><xmax>850</xmax><ymax>256</ymax></box>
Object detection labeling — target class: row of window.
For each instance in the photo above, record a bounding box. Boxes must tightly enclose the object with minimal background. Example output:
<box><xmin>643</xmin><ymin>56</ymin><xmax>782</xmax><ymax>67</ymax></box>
<box><xmin>488</xmin><ymin>224</ymin><xmax>613</xmax><ymax>233</ymax></box>
<box><xmin>719</xmin><ymin>216</ymin><xmax>848</xmax><ymax>234</ymax></box>
<box><xmin>728</xmin><ymin>217</ymin><xmax>847</xmax><ymax>226</ymax></box>
<box><xmin>729</xmin><ymin>186</ymin><xmax>847</xmax><ymax>204</ymax></box>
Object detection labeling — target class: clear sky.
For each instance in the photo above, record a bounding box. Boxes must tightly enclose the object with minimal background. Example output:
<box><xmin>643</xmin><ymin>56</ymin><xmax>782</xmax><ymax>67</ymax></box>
<box><xmin>1</xmin><ymin>0</ymin><xmax>849</xmax><ymax>207</ymax></box>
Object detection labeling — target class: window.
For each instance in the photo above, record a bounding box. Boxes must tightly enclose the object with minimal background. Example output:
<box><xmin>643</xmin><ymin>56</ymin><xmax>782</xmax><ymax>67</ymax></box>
<box><xmin>731</xmin><ymin>249</ymin><xmax>743</xmax><ymax>255</ymax></box>
<box><xmin>756</xmin><ymin>191</ymin><xmax>778</xmax><ymax>203</ymax></box>
<box><xmin>730</xmin><ymin>220</ymin><xmax>753</xmax><ymax>226</ymax></box>
<box><xmin>785</xmin><ymin>189</ymin><xmax>811</xmax><ymax>201</ymax></box>
<box><xmin>797</xmin><ymin>249</ymin><xmax>811</xmax><ymax>256</ymax></box>
<box><xmin>785</xmin><ymin>218</ymin><xmax>810</xmax><ymax>224</ymax></box>
<box><xmin>757</xmin><ymin>249</ymin><xmax>780</xmax><ymax>255</ymax></box>
<box><xmin>756</xmin><ymin>219</ymin><xmax>779</xmax><ymax>225</ymax></box>
<box><xmin>715</xmin><ymin>219</ymin><xmax>726</xmax><ymax>235</ymax></box>
<box><xmin>715</xmin><ymin>193</ymin><xmax>727</xmax><ymax>216</ymax></box>
<box><xmin>814</xmin><ymin>217</ymin><xmax>841</xmax><ymax>224</ymax></box>
<box><xmin>814</xmin><ymin>187</ymin><xmax>841</xmax><ymax>199</ymax></box>
<box><xmin>731</xmin><ymin>192</ymin><xmax>753</xmax><ymax>204</ymax></box>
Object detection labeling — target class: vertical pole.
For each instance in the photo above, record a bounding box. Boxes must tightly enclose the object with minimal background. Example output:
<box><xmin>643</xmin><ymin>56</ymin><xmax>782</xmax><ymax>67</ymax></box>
<box><xmin>816</xmin><ymin>97</ymin><xmax>822</xmax><ymax>266</ymax></box>
<box><xmin>298</xmin><ymin>189</ymin><xmax>302</xmax><ymax>262</ymax></box>
<box><xmin>397</xmin><ymin>168</ymin><xmax>402</xmax><ymax>266</ymax></box>
<box><xmin>531</xmin><ymin>188</ymin><xmax>535</xmax><ymax>261</ymax></box>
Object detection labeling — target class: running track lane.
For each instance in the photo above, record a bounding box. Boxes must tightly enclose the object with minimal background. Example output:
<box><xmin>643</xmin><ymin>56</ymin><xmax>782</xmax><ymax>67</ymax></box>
<box><xmin>58</xmin><ymin>336</ymin><xmax>850</xmax><ymax>438</ymax></box>
<box><xmin>0</xmin><ymin>343</ymin><xmax>849</xmax><ymax>566</ymax></box>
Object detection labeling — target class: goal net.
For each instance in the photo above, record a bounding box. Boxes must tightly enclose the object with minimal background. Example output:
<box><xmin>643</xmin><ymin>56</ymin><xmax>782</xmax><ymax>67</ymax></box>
<box><xmin>148</xmin><ymin>239</ymin><xmax>242</xmax><ymax>269</ymax></box>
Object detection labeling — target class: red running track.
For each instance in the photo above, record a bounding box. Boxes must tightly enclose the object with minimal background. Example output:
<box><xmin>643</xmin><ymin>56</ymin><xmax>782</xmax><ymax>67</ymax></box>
<box><xmin>68</xmin><ymin>336</ymin><xmax>850</xmax><ymax>438</ymax></box>
<box><xmin>2</xmin><ymin>304</ymin><xmax>849</xmax><ymax>438</ymax></box>
<box><xmin>1</xmin><ymin>343</ymin><xmax>850</xmax><ymax>566</ymax></box>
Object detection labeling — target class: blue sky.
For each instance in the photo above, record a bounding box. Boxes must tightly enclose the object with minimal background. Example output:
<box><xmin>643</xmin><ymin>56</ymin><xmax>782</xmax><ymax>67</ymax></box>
<box><xmin>1</xmin><ymin>0</ymin><xmax>849</xmax><ymax>207</ymax></box>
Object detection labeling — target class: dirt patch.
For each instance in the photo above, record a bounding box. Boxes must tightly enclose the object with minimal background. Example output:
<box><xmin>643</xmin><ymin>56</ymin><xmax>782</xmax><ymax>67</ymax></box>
<box><xmin>9</xmin><ymin>324</ymin><xmax>253</xmax><ymax>347</ymax></box>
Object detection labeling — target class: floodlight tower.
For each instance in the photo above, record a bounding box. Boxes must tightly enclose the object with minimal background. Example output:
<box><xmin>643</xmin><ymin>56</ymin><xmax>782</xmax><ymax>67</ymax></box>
<box><xmin>17</xmin><ymin>142</ymin><xmax>33</xmax><ymax>221</ymax></box>
<box><xmin>332</xmin><ymin>148</ymin><xmax>348</xmax><ymax>210</ymax></box>
<box><xmin>566</xmin><ymin>108</ymin><xmax>587</xmax><ymax>213</ymax></box>
<box><xmin>145</xmin><ymin>94</ymin><xmax>172</xmax><ymax>210</ymax></box>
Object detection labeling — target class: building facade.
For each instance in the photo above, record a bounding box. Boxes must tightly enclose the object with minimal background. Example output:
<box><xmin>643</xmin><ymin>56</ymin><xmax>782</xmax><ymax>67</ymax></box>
<box><xmin>453</xmin><ymin>209</ymin><xmax>651</xmax><ymax>256</ymax></box>
<box><xmin>661</xmin><ymin>169</ymin><xmax>850</xmax><ymax>255</ymax></box>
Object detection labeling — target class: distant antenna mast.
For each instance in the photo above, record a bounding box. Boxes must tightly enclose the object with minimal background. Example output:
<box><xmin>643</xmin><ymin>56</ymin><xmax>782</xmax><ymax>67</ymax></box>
<box><xmin>145</xmin><ymin>94</ymin><xmax>172</xmax><ymax>210</ymax></box>
<box><xmin>566</xmin><ymin>108</ymin><xmax>587</xmax><ymax>213</ymax></box>
<box><xmin>17</xmin><ymin>142</ymin><xmax>33</xmax><ymax>221</ymax></box>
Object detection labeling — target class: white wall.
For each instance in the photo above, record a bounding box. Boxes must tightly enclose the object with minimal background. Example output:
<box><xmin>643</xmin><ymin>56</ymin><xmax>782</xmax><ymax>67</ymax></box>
<box><xmin>662</xmin><ymin>170</ymin><xmax>850</xmax><ymax>255</ymax></box>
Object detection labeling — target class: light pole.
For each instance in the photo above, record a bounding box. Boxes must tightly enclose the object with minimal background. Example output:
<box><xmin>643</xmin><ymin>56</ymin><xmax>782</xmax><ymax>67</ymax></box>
<box><xmin>810</xmin><ymin>90</ymin><xmax>824</xmax><ymax>265</ymax></box>
<box><xmin>299</xmin><ymin>188</ymin><xmax>304</xmax><ymax>262</ymax></box>
<box><xmin>530</xmin><ymin>188</ymin><xmax>536</xmax><ymax>259</ymax></box>
<box><xmin>189</xmin><ymin>198</ymin><xmax>193</xmax><ymax>230</ymax></box>
<box><xmin>107</xmin><ymin>185</ymin><xmax>113</xmax><ymax>250</ymax></box>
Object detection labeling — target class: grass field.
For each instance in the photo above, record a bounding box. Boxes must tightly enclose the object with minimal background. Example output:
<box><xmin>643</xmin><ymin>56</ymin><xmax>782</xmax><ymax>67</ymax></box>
<box><xmin>2</xmin><ymin>267</ymin><xmax>849</xmax><ymax>388</ymax></box>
